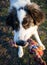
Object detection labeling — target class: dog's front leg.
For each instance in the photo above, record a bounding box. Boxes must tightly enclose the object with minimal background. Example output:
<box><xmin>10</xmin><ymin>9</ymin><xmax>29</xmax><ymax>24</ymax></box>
<box><xmin>34</xmin><ymin>30</ymin><xmax>45</xmax><ymax>50</ymax></box>
<box><xmin>18</xmin><ymin>46</ymin><xmax>24</xmax><ymax>58</ymax></box>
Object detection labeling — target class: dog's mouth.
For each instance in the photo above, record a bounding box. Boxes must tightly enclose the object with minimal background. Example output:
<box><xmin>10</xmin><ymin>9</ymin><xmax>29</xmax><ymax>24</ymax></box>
<box><xmin>16</xmin><ymin>40</ymin><xmax>27</xmax><ymax>46</ymax></box>
<box><xmin>9</xmin><ymin>38</ymin><xmax>38</xmax><ymax>48</ymax></box>
<box><xmin>9</xmin><ymin>39</ymin><xmax>30</xmax><ymax>47</ymax></box>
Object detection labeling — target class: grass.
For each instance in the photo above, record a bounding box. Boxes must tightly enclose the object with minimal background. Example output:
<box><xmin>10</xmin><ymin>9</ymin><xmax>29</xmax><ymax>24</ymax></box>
<box><xmin>42</xmin><ymin>8</ymin><xmax>47</xmax><ymax>14</ymax></box>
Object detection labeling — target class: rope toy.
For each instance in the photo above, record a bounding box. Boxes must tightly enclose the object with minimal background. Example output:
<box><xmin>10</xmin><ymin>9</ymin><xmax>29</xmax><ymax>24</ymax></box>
<box><xmin>9</xmin><ymin>39</ymin><xmax>46</xmax><ymax>65</ymax></box>
<box><xmin>28</xmin><ymin>39</ymin><xmax>46</xmax><ymax>65</ymax></box>
<box><xmin>27</xmin><ymin>39</ymin><xmax>44</xmax><ymax>57</ymax></box>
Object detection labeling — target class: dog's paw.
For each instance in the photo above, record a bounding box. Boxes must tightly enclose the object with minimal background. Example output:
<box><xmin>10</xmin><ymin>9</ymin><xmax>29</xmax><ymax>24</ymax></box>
<box><xmin>40</xmin><ymin>45</ymin><xmax>46</xmax><ymax>50</ymax></box>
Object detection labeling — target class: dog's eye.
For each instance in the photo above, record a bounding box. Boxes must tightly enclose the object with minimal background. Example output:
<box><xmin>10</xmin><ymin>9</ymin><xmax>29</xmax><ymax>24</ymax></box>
<box><xmin>22</xmin><ymin>15</ymin><xmax>34</xmax><ymax>29</ymax></box>
<box><xmin>14</xmin><ymin>21</ymin><xmax>20</xmax><ymax>31</ymax></box>
<box><xmin>14</xmin><ymin>21</ymin><xmax>18</xmax><ymax>25</ymax></box>
<box><xmin>23</xmin><ymin>21</ymin><xmax>29</xmax><ymax>26</ymax></box>
<box><xmin>22</xmin><ymin>19</ymin><xmax>30</xmax><ymax>29</ymax></box>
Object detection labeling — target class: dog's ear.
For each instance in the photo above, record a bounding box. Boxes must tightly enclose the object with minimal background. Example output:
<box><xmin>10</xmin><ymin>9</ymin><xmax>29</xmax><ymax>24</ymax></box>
<box><xmin>30</xmin><ymin>9</ymin><xmax>45</xmax><ymax>25</ymax></box>
<box><xmin>25</xmin><ymin>3</ymin><xmax>45</xmax><ymax>25</ymax></box>
<box><xmin>6</xmin><ymin>7</ymin><xmax>18</xmax><ymax>30</ymax></box>
<box><xmin>6</xmin><ymin>13</ymin><xmax>14</xmax><ymax>29</ymax></box>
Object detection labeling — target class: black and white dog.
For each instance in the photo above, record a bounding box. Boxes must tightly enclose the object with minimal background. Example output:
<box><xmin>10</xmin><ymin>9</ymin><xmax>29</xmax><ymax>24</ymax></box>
<box><xmin>6</xmin><ymin>0</ymin><xmax>45</xmax><ymax>58</ymax></box>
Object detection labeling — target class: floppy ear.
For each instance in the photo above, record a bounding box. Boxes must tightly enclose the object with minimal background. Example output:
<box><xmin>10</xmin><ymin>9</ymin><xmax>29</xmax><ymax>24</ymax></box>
<box><xmin>30</xmin><ymin>9</ymin><xmax>45</xmax><ymax>25</ymax></box>
<box><xmin>6</xmin><ymin>13</ymin><xmax>14</xmax><ymax>28</ymax></box>
<box><xmin>25</xmin><ymin>3</ymin><xmax>45</xmax><ymax>25</ymax></box>
<box><xmin>6</xmin><ymin>7</ymin><xmax>18</xmax><ymax>29</ymax></box>
<box><xmin>6</xmin><ymin>13</ymin><xmax>15</xmax><ymax>30</ymax></box>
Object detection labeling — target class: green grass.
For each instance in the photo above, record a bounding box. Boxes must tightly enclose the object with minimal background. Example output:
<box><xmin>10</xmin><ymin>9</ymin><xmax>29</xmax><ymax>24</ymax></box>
<box><xmin>42</xmin><ymin>8</ymin><xmax>47</xmax><ymax>14</ymax></box>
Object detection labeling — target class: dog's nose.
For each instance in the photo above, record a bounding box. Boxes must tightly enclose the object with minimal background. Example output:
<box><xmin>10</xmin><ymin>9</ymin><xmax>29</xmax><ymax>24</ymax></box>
<box><xmin>16</xmin><ymin>40</ymin><xmax>26</xmax><ymax>46</ymax></box>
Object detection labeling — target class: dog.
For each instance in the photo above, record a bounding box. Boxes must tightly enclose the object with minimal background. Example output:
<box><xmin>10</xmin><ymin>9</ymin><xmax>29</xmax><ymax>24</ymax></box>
<box><xmin>6</xmin><ymin>0</ymin><xmax>45</xmax><ymax>58</ymax></box>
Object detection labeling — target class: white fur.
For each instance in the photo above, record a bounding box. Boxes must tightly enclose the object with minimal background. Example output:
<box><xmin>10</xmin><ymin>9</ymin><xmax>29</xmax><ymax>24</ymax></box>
<box><xmin>9</xmin><ymin>0</ymin><xmax>31</xmax><ymax>11</ymax></box>
<box><xmin>18</xmin><ymin>46</ymin><xmax>24</xmax><ymax>58</ymax></box>
<box><xmin>14</xmin><ymin>25</ymin><xmax>45</xmax><ymax>50</ymax></box>
<box><xmin>17</xmin><ymin>9</ymin><xmax>26</xmax><ymax>23</ymax></box>
<box><xmin>34</xmin><ymin>30</ymin><xmax>45</xmax><ymax>50</ymax></box>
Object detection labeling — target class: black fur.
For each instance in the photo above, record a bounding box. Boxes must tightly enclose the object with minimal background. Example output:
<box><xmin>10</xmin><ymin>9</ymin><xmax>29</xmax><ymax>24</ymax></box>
<box><xmin>6</xmin><ymin>7</ymin><xmax>20</xmax><ymax>31</ymax></box>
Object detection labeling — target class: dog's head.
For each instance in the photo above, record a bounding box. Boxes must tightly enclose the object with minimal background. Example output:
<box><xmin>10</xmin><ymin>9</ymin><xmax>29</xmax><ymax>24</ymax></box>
<box><xmin>6</xmin><ymin>3</ymin><xmax>45</xmax><ymax>44</ymax></box>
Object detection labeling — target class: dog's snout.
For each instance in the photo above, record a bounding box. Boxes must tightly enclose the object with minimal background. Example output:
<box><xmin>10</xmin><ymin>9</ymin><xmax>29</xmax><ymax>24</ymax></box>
<box><xmin>16</xmin><ymin>40</ymin><xmax>26</xmax><ymax>46</ymax></box>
